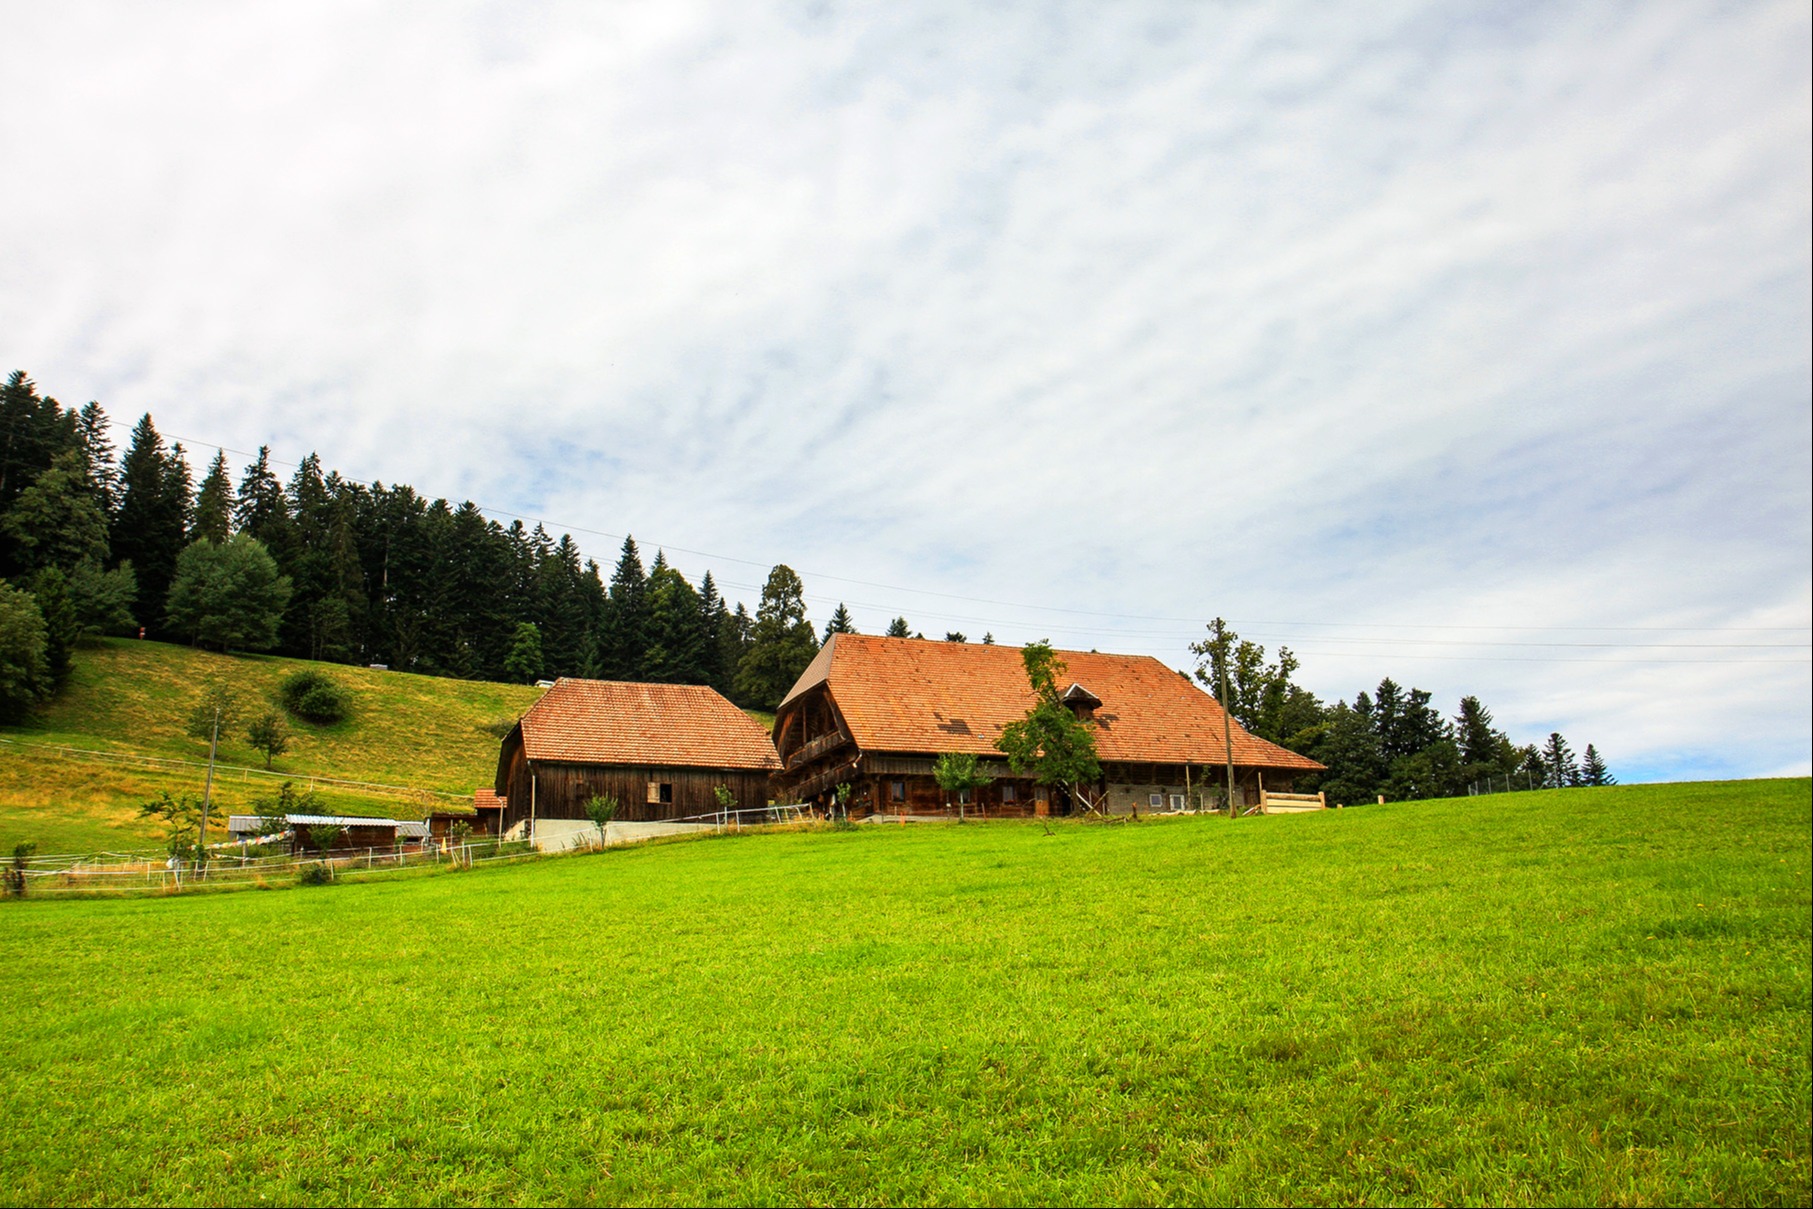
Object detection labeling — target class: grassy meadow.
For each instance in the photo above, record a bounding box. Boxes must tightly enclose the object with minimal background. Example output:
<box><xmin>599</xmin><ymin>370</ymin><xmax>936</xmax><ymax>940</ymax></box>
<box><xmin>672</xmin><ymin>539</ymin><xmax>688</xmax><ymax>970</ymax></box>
<box><xmin>0</xmin><ymin>638</ymin><xmax>548</xmax><ymax>851</ymax></box>
<box><xmin>1</xmin><ymin>779</ymin><xmax>1806</xmax><ymax>1205</ymax></box>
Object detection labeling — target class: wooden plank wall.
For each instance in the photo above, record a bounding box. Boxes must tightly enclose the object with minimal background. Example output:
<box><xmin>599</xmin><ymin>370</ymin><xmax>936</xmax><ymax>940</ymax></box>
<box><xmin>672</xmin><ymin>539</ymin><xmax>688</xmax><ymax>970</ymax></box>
<box><xmin>502</xmin><ymin>759</ymin><xmax>771</xmax><ymax>827</ymax></box>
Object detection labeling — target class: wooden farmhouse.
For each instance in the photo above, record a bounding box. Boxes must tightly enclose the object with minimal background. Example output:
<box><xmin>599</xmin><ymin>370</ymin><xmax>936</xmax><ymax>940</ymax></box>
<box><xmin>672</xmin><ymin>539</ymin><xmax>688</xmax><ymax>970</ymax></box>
<box><xmin>495</xmin><ymin>679</ymin><xmax>780</xmax><ymax>830</ymax></box>
<box><xmin>773</xmin><ymin>634</ymin><xmax>1323</xmax><ymax>815</ymax></box>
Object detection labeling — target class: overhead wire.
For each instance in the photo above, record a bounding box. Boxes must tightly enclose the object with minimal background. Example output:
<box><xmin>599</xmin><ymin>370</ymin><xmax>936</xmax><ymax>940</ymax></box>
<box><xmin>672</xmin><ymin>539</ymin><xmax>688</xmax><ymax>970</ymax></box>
<box><xmin>69</xmin><ymin>412</ymin><xmax>1813</xmax><ymax>664</ymax></box>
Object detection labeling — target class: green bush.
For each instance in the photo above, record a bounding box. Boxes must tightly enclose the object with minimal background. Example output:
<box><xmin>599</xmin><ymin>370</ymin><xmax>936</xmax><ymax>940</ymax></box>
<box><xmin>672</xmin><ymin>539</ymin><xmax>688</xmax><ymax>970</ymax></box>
<box><xmin>296</xmin><ymin>862</ymin><xmax>334</xmax><ymax>887</ymax></box>
<box><xmin>280</xmin><ymin>669</ymin><xmax>350</xmax><ymax>724</ymax></box>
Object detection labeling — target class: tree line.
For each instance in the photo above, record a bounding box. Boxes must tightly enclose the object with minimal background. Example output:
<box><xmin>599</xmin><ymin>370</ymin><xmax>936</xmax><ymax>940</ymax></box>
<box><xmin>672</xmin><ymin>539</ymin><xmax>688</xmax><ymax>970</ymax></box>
<box><xmin>1189</xmin><ymin>618</ymin><xmax>1612</xmax><ymax>802</ymax></box>
<box><xmin>0</xmin><ymin>371</ymin><xmax>824</xmax><ymax>715</ymax></box>
<box><xmin>0</xmin><ymin>370</ymin><xmax>1615</xmax><ymax>797</ymax></box>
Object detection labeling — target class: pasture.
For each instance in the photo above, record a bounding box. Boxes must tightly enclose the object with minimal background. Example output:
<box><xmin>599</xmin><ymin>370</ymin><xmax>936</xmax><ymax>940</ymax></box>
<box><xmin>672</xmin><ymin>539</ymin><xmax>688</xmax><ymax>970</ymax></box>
<box><xmin>1</xmin><ymin>780</ymin><xmax>1807</xmax><ymax>1205</ymax></box>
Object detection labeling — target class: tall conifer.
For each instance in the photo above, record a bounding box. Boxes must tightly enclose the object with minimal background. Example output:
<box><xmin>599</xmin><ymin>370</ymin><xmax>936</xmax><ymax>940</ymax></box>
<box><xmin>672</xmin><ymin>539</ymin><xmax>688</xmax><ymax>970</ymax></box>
<box><xmin>191</xmin><ymin>450</ymin><xmax>234</xmax><ymax>544</ymax></box>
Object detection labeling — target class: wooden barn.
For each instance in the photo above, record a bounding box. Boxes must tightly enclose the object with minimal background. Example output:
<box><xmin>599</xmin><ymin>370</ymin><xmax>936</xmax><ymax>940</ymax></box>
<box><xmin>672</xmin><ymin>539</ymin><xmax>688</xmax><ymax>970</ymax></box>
<box><xmin>494</xmin><ymin>679</ymin><xmax>780</xmax><ymax>830</ymax></box>
<box><xmin>773</xmin><ymin>634</ymin><xmax>1324</xmax><ymax>816</ymax></box>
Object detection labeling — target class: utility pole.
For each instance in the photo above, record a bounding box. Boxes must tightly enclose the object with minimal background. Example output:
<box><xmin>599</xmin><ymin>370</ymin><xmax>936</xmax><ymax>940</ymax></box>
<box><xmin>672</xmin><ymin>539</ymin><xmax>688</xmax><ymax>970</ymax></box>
<box><xmin>1219</xmin><ymin>646</ymin><xmax>1236</xmax><ymax>819</ymax></box>
<box><xmin>196</xmin><ymin>705</ymin><xmax>220</xmax><ymax>875</ymax></box>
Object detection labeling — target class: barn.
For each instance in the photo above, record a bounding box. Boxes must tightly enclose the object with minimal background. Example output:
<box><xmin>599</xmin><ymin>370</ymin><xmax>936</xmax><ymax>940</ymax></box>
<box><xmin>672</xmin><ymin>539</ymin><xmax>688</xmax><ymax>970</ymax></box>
<box><xmin>773</xmin><ymin>634</ymin><xmax>1324</xmax><ymax>816</ymax></box>
<box><xmin>494</xmin><ymin>678</ymin><xmax>780</xmax><ymax>831</ymax></box>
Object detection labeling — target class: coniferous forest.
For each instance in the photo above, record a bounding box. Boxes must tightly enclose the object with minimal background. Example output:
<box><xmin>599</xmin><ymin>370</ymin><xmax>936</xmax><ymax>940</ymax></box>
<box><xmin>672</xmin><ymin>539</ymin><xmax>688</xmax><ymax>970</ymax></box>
<box><xmin>0</xmin><ymin>370</ymin><xmax>1609</xmax><ymax>796</ymax></box>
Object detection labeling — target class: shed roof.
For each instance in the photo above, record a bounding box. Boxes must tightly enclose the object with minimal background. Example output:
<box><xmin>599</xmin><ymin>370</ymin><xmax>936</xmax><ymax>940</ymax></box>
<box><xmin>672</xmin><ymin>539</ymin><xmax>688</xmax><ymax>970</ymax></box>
<box><xmin>780</xmin><ymin>634</ymin><xmax>1321</xmax><ymax>772</ymax></box>
<box><xmin>284</xmin><ymin>814</ymin><xmax>401</xmax><ymax>828</ymax></box>
<box><xmin>517</xmin><ymin>678</ymin><xmax>780</xmax><ymax>771</ymax></box>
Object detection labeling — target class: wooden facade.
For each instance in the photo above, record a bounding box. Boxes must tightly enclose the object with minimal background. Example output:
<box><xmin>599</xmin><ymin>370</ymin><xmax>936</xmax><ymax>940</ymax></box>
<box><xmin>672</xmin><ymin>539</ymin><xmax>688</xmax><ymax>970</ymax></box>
<box><xmin>492</xmin><ymin>678</ymin><xmax>782</xmax><ymax>831</ymax></box>
<box><xmin>496</xmin><ymin>733</ymin><xmax>773</xmax><ymax>828</ymax></box>
<box><xmin>772</xmin><ymin>635</ymin><xmax>1322</xmax><ymax>817</ymax></box>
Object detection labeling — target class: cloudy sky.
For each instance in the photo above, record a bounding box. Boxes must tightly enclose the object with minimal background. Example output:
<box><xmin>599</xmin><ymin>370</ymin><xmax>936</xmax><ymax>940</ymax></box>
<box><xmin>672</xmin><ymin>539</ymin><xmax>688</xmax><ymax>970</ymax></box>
<box><xmin>4</xmin><ymin>1</ymin><xmax>1808</xmax><ymax>782</ymax></box>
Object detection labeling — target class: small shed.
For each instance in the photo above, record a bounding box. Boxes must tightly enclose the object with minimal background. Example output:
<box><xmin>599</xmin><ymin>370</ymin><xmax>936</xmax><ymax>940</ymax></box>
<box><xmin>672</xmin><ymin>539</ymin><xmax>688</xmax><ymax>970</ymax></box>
<box><xmin>286</xmin><ymin>814</ymin><xmax>403</xmax><ymax>855</ymax></box>
<box><xmin>495</xmin><ymin>678</ymin><xmax>780</xmax><ymax>830</ymax></box>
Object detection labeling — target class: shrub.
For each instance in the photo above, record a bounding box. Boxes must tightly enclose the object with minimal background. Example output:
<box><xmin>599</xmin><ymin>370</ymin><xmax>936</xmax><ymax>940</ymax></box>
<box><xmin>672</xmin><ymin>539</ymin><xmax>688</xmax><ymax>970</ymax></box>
<box><xmin>478</xmin><ymin>715</ymin><xmax>518</xmax><ymax>739</ymax></box>
<box><xmin>297</xmin><ymin>862</ymin><xmax>334</xmax><ymax>887</ymax></box>
<box><xmin>280</xmin><ymin>669</ymin><xmax>350</xmax><ymax>724</ymax></box>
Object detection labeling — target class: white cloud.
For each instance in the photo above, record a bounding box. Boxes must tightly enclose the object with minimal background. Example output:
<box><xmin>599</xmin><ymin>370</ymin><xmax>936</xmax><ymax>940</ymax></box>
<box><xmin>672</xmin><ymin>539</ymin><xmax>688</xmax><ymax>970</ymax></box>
<box><xmin>1</xmin><ymin>0</ymin><xmax>1806</xmax><ymax>781</ymax></box>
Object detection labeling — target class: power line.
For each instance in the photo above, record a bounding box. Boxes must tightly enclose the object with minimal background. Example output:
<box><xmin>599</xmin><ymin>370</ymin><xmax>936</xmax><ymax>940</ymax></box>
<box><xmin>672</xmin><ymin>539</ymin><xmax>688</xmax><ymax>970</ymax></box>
<box><xmin>102</xmin><ymin>414</ymin><xmax>1813</xmax><ymax>645</ymax></box>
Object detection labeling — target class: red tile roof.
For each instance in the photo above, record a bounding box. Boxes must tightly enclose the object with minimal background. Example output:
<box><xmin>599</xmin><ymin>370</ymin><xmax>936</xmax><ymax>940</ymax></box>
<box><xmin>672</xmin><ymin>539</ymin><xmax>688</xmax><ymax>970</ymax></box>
<box><xmin>782</xmin><ymin>634</ymin><xmax>1322</xmax><ymax>772</ymax></box>
<box><xmin>519</xmin><ymin>679</ymin><xmax>780</xmax><ymax>771</ymax></box>
<box><xmin>473</xmin><ymin>788</ymin><xmax>506</xmax><ymax>811</ymax></box>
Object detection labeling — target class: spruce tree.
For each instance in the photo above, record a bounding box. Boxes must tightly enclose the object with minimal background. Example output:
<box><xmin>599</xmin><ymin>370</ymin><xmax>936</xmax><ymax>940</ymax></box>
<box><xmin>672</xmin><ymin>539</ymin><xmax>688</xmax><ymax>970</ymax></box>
<box><xmin>644</xmin><ymin>560</ymin><xmax>709</xmax><ymax>684</ymax></box>
<box><xmin>110</xmin><ymin>416</ymin><xmax>191</xmax><ymax>636</ymax></box>
<box><xmin>1542</xmin><ymin>732</ymin><xmax>1580</xmax><ymax>788</ymax></box>
<box><xmin>697</xmin><ymin>571</ymin><xmax>730</xmax><ymax>691</ymax></box>
<box><xmin>823</xmin><ymin>603</ymin><xmax>856</xmax><ymax>640</ymax></box>
<box><xmin>0</xmin><ymin>371</ymin><xmax>79</xmax><ymax>524</ymax></box>
<box><xmin>233</xmin><ymin>446</ymin><xmax>289</xmax><ymax>547</ymax></box>
<box><xmin>597</xmin><ymin>537</ymin><xmax>650</xmax><ymax>680</ymax></box>
<box><xmin>74</xmin><ymin>401</ymin><xmax>117</xmax><ymax>519</ymax></box>
<box><xmin>734</xmin><ymin>565</ymin><xmax>818</xmax><ymax>710</ymax></box>
<box><xmin>191</xmin><ymin>450</ymin><xmax>234</xmax><ymax>545</ymax></box>
<box><xmin>1580</xmin><ymin>744</ymin><xmax>1613</xmax><ymax>786</ymax></box>
<box><xmin>885</xmin><ymin>617</ymin><xmax>911</xmax><ymax>638</ymax></box>
<box><xmin>718</xmin><ymin>602</ymin><xmax>753</xmax><ymax>698</ymax></box>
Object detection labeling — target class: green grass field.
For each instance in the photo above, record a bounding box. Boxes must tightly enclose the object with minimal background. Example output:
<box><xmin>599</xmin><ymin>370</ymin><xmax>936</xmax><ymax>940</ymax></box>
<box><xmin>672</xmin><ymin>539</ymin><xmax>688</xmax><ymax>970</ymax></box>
<box><xmin>1</xmin><ymin>779</ymin><xmax>1806</xmax><ymax>1205</ymax></box>
<box><xmin>0</xmin><ymin>638</ymin><xmax>548</xmax><ymax>851</ymax></box>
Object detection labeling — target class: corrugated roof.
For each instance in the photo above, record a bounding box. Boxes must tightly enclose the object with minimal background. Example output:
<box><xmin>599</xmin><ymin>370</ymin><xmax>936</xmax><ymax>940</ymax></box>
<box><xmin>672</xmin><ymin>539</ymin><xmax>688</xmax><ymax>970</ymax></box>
<box><xmin>285</xmin><ymin>814</ymin><xmax>402</xmax><ymax>828</ymax></box>
<box><xmin>519</xmin><ymin>678</ymin><xmax>780</xmax><ymax>771</ymax></box>
<box><xmin>783</xmin><ymin>634</ymin><xmax>1322</xmax><ymax>772</ymax></box>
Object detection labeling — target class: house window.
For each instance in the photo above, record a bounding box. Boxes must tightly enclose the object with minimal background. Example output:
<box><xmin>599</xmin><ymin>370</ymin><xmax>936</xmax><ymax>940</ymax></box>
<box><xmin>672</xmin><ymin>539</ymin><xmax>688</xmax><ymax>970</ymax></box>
<box><xmin>1169</xmin><ymin>794</ymin><xmax>1185</xmax><ymax>811</ymax></box>
<box><xmin>890</xmin><ymin>779</ymin><xmax>906</xmax><ymax>802</ymax></box>
<box><xmin>647</xmin><ymin>782</ymin><xmax>673</xmax><ymax>805</ymax></box>
<box><xmin>1001</xmin><ymin>783</ymin><xmax>1016</xmax><ymax>803</ymax></box>
<box><xmin>1148</xmin><ymin>792</ymin><xmax>1164</xmax><ymax>809</ymax></box>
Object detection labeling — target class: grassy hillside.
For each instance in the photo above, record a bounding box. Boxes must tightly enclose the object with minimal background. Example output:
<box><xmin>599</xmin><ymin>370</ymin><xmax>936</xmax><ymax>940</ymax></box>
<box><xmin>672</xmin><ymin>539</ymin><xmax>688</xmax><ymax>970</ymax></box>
<box><xmin>1</xmin><ymin>780</ymin><xmax>1806</xmax><ymax>1205</ymax></box>
<box><xmin>1</xmin><ymin>638</ymin><xmax>546</xmax><ymax>852</ymax></box>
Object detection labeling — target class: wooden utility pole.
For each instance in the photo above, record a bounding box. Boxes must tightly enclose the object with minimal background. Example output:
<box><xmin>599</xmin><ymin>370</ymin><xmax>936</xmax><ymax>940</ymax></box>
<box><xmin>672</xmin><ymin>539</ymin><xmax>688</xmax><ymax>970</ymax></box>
<box><xmin>196</xmin><ymin>706</ymin><xmax>220</xmax><ymax>873</ymax></box>
<box><xmin>1220</xmin><ymin>653</ymin><xmax>1236</xmax><ymax>818</ymax></box>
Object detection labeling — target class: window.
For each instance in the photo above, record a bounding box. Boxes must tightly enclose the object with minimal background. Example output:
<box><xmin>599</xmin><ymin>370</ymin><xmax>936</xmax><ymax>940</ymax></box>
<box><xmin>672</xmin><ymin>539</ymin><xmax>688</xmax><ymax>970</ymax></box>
<box><xmin>1001</xmin><ymin>783</ymin><xmax>1016</xmax><ymax>802</ymax></box>
<box><xmin>1149</xmin><ymin>792</ymin><xmax>1164</xmax><ymax>809</ymax></box>
<box><xmin>890</xmin><ymin>779</ymin><xmax>906</xmax><ymax>802</ymax></box>
<box><xmin>647</xmin><ymin>781</ymin><xmax>673</xmax><ymax>804</ymax></box>
<box><xmin>1169</xmin><ymin>794</ymin><xmax>1185</xmax><ymax>811</ymax></box>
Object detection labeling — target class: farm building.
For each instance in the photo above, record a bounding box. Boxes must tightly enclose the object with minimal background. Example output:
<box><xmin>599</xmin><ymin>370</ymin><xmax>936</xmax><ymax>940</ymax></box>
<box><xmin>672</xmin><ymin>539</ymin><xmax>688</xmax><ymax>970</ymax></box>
<box><xmin>494</xmin><ymin>678</ymin><xmax>780</xmax><ymax>830</ymax></box>
<box><xmin>773</xmin><ymin>634</ymin><xmax>1324</xmax><ymax>816</ymax></box>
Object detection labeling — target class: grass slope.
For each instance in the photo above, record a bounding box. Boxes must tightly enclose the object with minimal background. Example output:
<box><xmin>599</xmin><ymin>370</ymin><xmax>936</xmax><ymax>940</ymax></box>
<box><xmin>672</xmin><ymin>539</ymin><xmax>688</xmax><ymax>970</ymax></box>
<box><xmin>1</xmin><ymin>780</ymin><xmax>1806</xmax><ymax>1205</ymax></box>
<box><xmin>1</xmin><ymin>639</ymin><xmax>546</xmax><ymax>852</ymax></box>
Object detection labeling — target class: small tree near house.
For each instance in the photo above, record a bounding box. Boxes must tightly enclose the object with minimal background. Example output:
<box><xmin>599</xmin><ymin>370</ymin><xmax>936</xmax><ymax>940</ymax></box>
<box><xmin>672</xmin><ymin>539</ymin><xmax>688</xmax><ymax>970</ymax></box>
<box><xmin>584</xmin><ymin>793</ymin><xmax>619</xmax><ymax>849</ymax></box>
<box><xmin>933</xmin><ymin>752</ymin><xmax>991</xmax><ymax>822</ymax></box>
<box><xmin>995</xmin><ymin>641</ymin><xmax>1101</xmax><ymax>815</ymax></box>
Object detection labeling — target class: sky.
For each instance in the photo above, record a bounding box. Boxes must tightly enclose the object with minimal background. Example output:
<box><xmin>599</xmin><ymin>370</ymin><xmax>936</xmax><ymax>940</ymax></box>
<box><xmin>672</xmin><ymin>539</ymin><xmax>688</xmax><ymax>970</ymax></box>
<box><xmin>3</xmin><ymin>1</ymin><xmax>1808</xmax><ymax>783</ymax></box>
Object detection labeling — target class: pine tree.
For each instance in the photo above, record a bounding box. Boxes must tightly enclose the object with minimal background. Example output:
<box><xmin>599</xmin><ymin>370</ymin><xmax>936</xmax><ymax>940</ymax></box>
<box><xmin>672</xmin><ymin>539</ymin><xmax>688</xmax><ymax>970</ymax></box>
<box><xmin>823</xmin><ymin>603</ymin><xmax>856</xmax><ymax>641</ymax></box>
<box><xmin>191</xmin><ymin>450</ymin><xmax>234</xmax><ymax>545</ymax></box>
<box><xmin>0</xmin><ymin>371</ymin><xmax>79</xmax><ymax>527</ymax></box>
<box><xmin>698</xmin><ymin>571</ymin><xmax>730</xmax><ymax>691</ymax></box>
<box><xmin>110</xmin><ymin>416</ymin><xmax>192</xmax><ymax>636</ymax></box>
<box><xmin>885</xmin><ymin>617</ymin><xmax>911</xmax><ymax>638</ymax></box>
<box><xmin>503</xmin><ymin>622</ymin><xmax>545</xmax><ymax>684</ymax></box>
<box><xmin>597</xmin><ymin>537</ymin><xmax>650</xmax><ymax>680</ymax></box>
<box><xmin>1579</xmin><ymin>744</ymin><xmax>1613</xmax><ymax>786</ymax></box>
<box><xmin>644</xmin><ymin>560</ymin><xmax>709</xmax><ymax>684</ymax></box>
<box><xmin>1541</xmin><ymin>732</ymin><xmax>1580</xmax><ymax>788</ymax></box>
<box><xmin>718</xmin><ymin>602</ymin><xmax>753</xmax><ymax>698</ymax></box>
<box><xmin>734</xmin><ymin>565</ymin><xmax>819</xmax><ymax>710</ymax></box>
<box><xmin>233</xmin><ymin>446</ymin><xmax>289</xmax><ymax>547</ymax></box>
<box><xmin>74</xmin><ymin>401</ymin><xmax>117</xmax><ymax>519</ymax></box>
